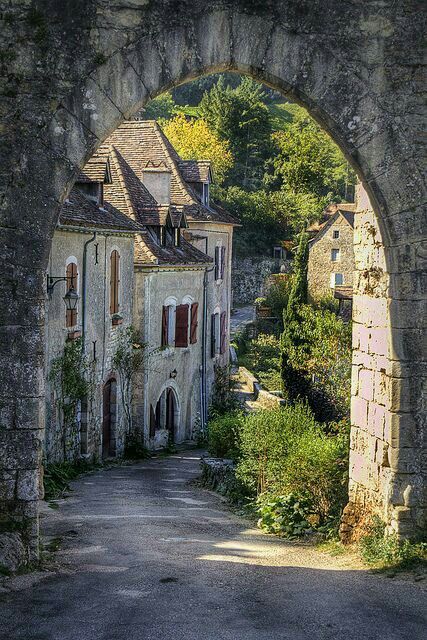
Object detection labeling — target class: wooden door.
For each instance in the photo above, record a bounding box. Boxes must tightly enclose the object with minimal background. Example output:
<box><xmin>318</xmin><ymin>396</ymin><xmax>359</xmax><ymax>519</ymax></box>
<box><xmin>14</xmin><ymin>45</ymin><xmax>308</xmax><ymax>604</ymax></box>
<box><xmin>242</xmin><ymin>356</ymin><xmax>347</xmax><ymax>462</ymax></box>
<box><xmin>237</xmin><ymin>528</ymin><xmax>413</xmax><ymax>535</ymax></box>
<box><xmin>103</xmin><ymin>380</ymin><xmax>113</xmax><ymax>458</ymax></box>
<box><xmin>166</xmin><ymin>389</ymin><xmax>175</xmax><ymax>441</ymax></box>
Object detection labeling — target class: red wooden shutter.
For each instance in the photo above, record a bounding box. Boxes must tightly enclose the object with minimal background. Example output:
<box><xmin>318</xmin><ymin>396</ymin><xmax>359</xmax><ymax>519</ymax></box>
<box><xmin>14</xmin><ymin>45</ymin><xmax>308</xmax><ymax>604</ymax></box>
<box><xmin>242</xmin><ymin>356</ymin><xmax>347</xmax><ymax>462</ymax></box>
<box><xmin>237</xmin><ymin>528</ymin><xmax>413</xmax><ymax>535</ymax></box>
<box><xmin>161</xmin><ymin>306</ymin><xmax>168</xmax><ymax>346</ymax></box>
<box><xmin>214</xmin><ymin>246</ymin><xmax>220</xmax><ymax>280</ymax></box>
<box><xmin>110</xmin><ymin>250</ymin><xmax>120</xmax><ymax>314</ymax></box>
<box><xmin>220</xmin><ymin>246</ymin><xmax>226</xmax><ymax>279</ymax></box>
<box><xmin>175</xmin><ymin>304</ymin><xmax>189</xmax><ymax>348</ymax></box>
<box><xmin>211</xmin><ymin>313</ymin><xmax>217</xmax><ymax>357</ymax></box>
<box><xmin>66</xmin><ymin>262</ymin><xmax>78</xmax><ymax>327</ymax></box>
<box><xmin>149</xmin><ymin>405</ymin><xmax>156</xmax><ymax>438</ymax></box>
<box><xmin>220</xmin><ymin>311</ymin><xmax>227</xmax><ymax>354</ymax></box>
<box><xmin>190</xmin><ymin>302</ymin><xmax>199</xmax><ymax>344</ymax></box>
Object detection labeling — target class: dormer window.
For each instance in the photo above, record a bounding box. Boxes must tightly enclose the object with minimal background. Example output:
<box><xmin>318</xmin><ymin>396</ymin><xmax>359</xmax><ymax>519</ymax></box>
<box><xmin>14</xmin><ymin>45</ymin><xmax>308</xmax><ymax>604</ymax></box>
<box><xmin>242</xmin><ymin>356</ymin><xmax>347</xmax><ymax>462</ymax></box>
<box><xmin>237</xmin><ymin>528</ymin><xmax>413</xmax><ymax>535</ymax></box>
<box><xmin>174</xmin><ymin>228</ymin><xmax>181</xmax><ymax>247</ymax></box>
<box><xmin>142</xmin><ymin>162</ymin><xmax>171</xmax><ymax>204</ymax></box>
<box><xmin>202</xmin><ymin>183</ymin><xmax>209</xmax><ymax>206</ymax></box>
<box><xmin>76</xmin><ymin>181</ymin><xmax>103</xmax><ymax>206</ymax></box>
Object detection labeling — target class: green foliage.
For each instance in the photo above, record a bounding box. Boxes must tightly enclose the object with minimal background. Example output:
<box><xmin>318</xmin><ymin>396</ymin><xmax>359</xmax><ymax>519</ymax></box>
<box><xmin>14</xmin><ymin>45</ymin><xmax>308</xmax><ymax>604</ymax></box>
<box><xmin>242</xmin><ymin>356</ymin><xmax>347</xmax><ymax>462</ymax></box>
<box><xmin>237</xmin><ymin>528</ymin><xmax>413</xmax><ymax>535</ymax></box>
<box><xmin>200</xmin><ymin>76</ymin><xmax>273</xmax><ymax>189</ymax></box>
<box><xmin>207</xmin><ymin>412</ymin><xmax>244</xmax><ymax>461</ymax></box>
<box><xmin>209</xmin><ymin>364</ymin><xmax>241</xmax><ymax>417</ymax></box>
<box><xmin>269</xmin><ymin>109</ymin><xmax>356</xmax><ymax>201</ymax></box>
<box><xmin>239</xmin><ymin>333</ymin><xmax>282</xmax><ymax>392</ymax></box>
<box><xmin>112</xmin><ymin>326</ymin><xmax>146</xmax><ymax>433</ymax></box>
<box><xmin>257</xmin><ymin>494</ymin><xmax>312</xmax><ymax>538</ymax></box>
<box><xmin>142</xmin><ymin>92</ymin><xmax>176</xmax><ymax>120</ymax></box>
<box><xmin>360</xmin><ymin>517</ymin><xmax>427</xmax><ymax>571</ymax></box>
<box><xmin>123</xmin><ymin>434</ymin><xmax>151</xmax><ymax>461</ymax></box>
<box><xmin>265</xmin><ymin>276</ymin><xmax>292</xmax><ymax>324</ymax></box>
<box><xmin>235</xmin><ymin>403</ymin><xmax>349</xmax><ymax>526</ymax></box>
<box><xmin>162</xmin><ymin>113</ymin><xmax>233</xmax><ymax>184</ymax></box>
<box><xmin>43</xmin><ymin>459</ymin><xmax>100</xmax><ymax>501</ymax></box>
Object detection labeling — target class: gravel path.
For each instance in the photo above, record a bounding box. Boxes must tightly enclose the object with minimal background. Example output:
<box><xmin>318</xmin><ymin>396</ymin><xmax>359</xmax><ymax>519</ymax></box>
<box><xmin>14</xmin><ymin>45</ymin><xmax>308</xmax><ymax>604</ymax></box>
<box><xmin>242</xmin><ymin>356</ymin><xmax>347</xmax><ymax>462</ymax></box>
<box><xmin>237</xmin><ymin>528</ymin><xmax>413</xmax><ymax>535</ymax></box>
<box><xmin>0</xmin><ymin>451</ymin><xmax>425</xmax><ymax>640</ymax></box>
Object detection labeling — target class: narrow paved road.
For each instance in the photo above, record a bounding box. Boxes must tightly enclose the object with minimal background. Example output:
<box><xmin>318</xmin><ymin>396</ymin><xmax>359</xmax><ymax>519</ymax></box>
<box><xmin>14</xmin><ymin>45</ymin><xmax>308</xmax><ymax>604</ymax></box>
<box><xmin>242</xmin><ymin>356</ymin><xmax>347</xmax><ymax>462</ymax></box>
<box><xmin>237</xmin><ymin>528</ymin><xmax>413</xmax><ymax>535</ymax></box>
<box><xmin>1</xmin><ymin>452</ymin><xmax>426</xmax><ymax>640</ymax></box>
<box><xmin>230</xmin><ymin>304</ymin><xmax>255</xmax><ymax>337</ymax></box>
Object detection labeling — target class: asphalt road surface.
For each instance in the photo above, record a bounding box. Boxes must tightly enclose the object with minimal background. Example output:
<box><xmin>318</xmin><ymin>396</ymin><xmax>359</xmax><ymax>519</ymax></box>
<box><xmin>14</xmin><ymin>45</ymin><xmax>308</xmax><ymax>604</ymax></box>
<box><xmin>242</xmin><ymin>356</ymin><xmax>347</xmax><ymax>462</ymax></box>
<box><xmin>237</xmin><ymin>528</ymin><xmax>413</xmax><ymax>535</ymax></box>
<box><xmin>0</xmin><ymin>451</ymin><xmax>426</xmax><ymax>640</ymax></box>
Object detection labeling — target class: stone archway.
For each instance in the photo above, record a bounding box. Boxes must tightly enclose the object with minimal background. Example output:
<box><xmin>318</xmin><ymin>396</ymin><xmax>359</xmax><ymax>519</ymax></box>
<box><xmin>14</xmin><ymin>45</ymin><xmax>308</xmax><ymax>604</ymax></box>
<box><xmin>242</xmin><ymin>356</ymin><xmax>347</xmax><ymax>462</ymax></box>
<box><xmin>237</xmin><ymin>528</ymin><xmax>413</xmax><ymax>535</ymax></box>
<box><xmin>0</xmin><ymin>1</ymin><xmax>425</xmax><ymax>561</ymax></box>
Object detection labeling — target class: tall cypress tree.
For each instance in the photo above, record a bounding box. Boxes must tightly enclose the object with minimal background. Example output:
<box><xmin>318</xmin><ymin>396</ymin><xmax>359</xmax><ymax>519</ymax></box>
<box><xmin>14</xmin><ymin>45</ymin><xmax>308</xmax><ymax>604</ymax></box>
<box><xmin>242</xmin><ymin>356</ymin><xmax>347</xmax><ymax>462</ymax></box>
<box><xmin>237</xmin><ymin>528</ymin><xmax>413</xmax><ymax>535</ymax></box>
<box><xmin>280</xmin><ymin>230</ymin><xmax>310</xmax><ymax>400</ymax></box>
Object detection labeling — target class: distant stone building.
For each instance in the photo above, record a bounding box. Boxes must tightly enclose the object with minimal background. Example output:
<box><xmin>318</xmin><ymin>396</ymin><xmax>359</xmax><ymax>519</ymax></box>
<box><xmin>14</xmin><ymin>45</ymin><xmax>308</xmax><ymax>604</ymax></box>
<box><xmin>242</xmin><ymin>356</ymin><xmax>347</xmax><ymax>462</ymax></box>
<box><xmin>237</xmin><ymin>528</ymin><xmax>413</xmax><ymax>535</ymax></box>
<box><xmin>307</xmin><ymin>203</ymin><xmax>356</xmax><ymax>306</ymax></box>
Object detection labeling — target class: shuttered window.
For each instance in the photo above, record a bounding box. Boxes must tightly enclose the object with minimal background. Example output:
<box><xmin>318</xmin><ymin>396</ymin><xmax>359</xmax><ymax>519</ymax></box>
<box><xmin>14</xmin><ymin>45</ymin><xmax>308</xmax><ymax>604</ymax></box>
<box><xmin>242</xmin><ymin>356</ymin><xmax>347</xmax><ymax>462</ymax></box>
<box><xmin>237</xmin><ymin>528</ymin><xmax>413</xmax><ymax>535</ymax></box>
<box><xmin>214</xmin><ymin>246</ymin><xmax>220</xmax><ymax>280</ymax></box>
<box><xmin>110</xmin><ymin>250</ymin><xmax>120</xmax><ymax>315</ymax></box>
<box><xmin>220</xmin><ymin>246</ymin><xmax>226</xmax><ymax>279</ymax></box>
<box><xmin>190</xmin><ymin>302</ymin><xmax>199</xmax><ymax>344</ymax></box>
<box><xmin>175</xmin><ymin>304</ymin><xmax>189</xmax><ymax>348</ymax></box>
<box><xmin>65</xmin><ymin>262</ymin><xmax>78</xmax><ymax>327</ymax></box>
<box><xmin>161</xmin><ymin>305</ymin><xmax>169</xmax><ymax>347</ymax></box>
<box><xmin>220</xmin><ymin>311</ymin><xmax>227</xmax><ymax>354</ymax></box>
<box><xmin>211</xmin><ymin>313</ymin><xmax>217</xmax><ymax>357</ymax></box>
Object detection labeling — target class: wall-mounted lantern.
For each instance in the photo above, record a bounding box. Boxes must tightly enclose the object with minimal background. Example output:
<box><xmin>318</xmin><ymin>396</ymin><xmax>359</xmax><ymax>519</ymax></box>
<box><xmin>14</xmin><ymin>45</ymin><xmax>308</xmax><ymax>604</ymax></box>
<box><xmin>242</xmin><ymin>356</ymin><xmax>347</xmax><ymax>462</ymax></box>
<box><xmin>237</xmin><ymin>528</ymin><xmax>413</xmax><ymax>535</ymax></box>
<box><xmin>47</xmin><ymin>276</ymin><xmax>79</xmax><ymax>313</ymax></box>
<box><xmin>170</xmin><ymin>369</ymin><xmax>177</xmax><ymax>379</ymax></box>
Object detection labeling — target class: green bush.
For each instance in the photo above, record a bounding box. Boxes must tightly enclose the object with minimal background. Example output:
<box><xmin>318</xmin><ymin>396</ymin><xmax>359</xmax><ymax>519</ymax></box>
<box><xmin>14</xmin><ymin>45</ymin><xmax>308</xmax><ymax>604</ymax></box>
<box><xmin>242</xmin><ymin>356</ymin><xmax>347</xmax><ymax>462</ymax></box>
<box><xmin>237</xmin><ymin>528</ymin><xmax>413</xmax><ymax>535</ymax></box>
<box><xmin>236</xmin><ymin>403</ymin><xmax>349</xmax><ymax>524</ymax></box>
<box><xmin>257</xmin><ymin>494</ymin><xmax>312</xmax><ymax>538</ymax></box>
<box><xmin>207</xmin><ymin>412</ymin><xmax>244</xmax><ymax>460</ymax></box>
<box><xmin>209</xmin><ymin>364</ymin><xmax>241</xmax><ymax>417</ymax></box>
<box><xmin>265</xmin><ymin>278</ymin><xmax>292</xmax><ymax>325</ymax></box>
<box><xmin>360</xmin><ymin>516</ymin><xmax>427</xmax><ymax>570</ymax></box>
<box><xmin>238</xmin><ymin>333</ymin><xmax>282</xmax><ymax>391</ymax></box>
<box><xmin>43</xmin><ymin>460</ymin><xmax>99</xmax><ymax>500</ymax></box>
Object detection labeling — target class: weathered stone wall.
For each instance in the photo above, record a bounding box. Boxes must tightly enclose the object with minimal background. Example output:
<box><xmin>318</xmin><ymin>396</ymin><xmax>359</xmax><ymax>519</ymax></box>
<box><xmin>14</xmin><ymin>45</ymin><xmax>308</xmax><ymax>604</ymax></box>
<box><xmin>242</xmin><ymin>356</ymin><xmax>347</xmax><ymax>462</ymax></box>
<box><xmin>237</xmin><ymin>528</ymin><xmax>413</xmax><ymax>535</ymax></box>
<box><xmin>232</xmin><ymin>256</ymin><xmax>290</xmax><ymax>305</ymax></box>
<box><xmin>308</xmin><ymin>216</ymin><xmax>354</xmax><ymax>300</ymax></box>
<box><xmin>45</xmin><ymin>229</ymin><xmax>135</xmax><ymax>463</ymax></box>
<box><xmin>0</xmin><ymin>0</ymin><xmax>425</xmax><ymax>561</ymax></box>
<box><xmin>342</xmin><ymin>185</ymin><xmax>426</xmax><ymax>541</ymax></box>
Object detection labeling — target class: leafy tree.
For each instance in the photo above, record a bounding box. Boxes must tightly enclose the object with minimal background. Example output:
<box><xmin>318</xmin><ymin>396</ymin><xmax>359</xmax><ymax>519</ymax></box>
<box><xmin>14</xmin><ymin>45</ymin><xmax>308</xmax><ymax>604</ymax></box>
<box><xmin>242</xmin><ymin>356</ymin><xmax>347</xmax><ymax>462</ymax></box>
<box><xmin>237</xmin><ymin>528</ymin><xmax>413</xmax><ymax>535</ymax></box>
<box><xmin>162</xmin><ymin>113</ymin><xmax>233</xmax><ymax>184</ymax></box>
<box><xmin>268</xmin><ymin>109</ymin><xmax>356</xmax><ymax>201</ymax></box>
<box><xmin>280</xmin><ymin>230</ymin><xmax>310</xmax><ymax>401</ymax></box>
<box><xmin>142</xmin><ymin>92</ymin><xmax>176</xmax><ymax>120</ymax></box>
<box><xmin>200</xmin><ymin>77</ymin><xmax>273</xmax><ymax>188</ymax></box>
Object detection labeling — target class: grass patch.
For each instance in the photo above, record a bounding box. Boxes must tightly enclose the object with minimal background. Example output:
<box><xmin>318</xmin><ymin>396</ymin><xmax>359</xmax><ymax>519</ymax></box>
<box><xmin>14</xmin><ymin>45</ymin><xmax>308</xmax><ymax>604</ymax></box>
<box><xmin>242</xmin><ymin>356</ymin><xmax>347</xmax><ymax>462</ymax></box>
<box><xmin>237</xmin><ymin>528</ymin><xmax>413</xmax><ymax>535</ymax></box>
<box><xmin>43</xmin><ymin>460</ymin><xmax>102</xmax><ymax>501</ymax></box>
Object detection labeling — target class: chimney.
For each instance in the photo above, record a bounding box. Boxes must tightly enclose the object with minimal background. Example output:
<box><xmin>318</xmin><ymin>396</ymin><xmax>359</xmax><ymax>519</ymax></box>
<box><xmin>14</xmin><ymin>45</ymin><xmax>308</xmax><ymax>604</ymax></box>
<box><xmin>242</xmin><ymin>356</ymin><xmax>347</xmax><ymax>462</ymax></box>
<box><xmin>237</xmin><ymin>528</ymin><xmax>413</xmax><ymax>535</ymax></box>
<box><xmin>142</xmin><ymin>164</ymin><xmax>171</xmax><ymax>204</ymax></box>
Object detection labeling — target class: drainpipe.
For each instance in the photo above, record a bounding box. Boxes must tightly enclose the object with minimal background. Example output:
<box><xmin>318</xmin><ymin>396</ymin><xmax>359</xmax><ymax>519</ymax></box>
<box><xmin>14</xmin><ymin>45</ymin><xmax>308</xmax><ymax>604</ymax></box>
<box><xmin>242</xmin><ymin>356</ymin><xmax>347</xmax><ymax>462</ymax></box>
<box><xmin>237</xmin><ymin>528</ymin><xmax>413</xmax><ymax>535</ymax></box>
<box><xmin>201</xmin><ymin>266</ymin><xmax>215</xmax><ymax>433</ymax></box>
<box><xmin>81</xmin><ymin>231</ymin><xmax>97</xmax><ymax>353</ymax></box>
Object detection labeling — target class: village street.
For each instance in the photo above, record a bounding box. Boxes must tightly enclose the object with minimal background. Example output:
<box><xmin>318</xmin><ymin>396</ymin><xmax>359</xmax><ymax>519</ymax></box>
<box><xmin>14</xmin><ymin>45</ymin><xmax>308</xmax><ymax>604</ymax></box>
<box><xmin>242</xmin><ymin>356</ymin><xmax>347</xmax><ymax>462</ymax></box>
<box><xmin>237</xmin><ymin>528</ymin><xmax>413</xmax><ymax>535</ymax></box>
<box><xmin>0</xmin><ymin>452</ymin><xmax>425</xmax><ymax>640</ymax></box>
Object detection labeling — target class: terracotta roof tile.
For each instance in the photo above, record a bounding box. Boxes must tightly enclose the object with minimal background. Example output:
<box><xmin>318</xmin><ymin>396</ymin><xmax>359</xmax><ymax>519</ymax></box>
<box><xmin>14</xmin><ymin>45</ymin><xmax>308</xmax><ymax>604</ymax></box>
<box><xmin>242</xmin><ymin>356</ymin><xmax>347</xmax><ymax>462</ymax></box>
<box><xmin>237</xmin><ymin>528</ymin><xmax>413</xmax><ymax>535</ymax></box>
<box><xmin>178</xmin><ymin>160</ymin><xmax>211</xmax><ymax>183</ymax></box>
<box><xmin>134</xmin><ymin>232</ymin><xmax>213</xmax><ymax>267</ymax></box>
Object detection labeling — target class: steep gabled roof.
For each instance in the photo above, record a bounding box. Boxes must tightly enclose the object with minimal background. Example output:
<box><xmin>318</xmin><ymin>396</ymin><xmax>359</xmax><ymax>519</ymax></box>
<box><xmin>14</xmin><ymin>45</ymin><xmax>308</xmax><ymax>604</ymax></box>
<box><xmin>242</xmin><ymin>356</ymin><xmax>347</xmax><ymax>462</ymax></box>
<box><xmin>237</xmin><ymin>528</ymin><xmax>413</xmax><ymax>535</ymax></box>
<box><xmin>98</xmin><ymin>120</ymin><xmax>238</xmax><ymax>226</ymax></box>
<box><xmin>308</xmin><ymin>209</ymin><xmax>355</xmax><ymax>244</ymax></box>
<box><xmin>179</xmin><ymin>160</ymin><xmax>212</xmax><ymax>183</ymax></box>
<box><xmin>59</xmin><ymin>188</ymin><xmax>143</xmax><ymax>233</ymax></box>
<box><xmin>134</xmin><ymin>232</ymin><xmax>213</xmax><ymax>267</ymax></box>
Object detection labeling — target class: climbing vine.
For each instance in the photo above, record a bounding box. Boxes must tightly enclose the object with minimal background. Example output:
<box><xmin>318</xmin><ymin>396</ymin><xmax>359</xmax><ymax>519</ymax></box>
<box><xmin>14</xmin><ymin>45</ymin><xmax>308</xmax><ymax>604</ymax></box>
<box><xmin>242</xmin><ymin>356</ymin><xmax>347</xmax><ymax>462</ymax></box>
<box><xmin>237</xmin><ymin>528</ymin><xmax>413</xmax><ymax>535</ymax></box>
<box><xmin>49</xmin><ymin>338</ymin><xmax>91</xmax><ymax>460</ymax></box>
<box><xmin>112</xmin><ymin>326</ymin><xmax>146</xmax><ymax>435</ymax></box>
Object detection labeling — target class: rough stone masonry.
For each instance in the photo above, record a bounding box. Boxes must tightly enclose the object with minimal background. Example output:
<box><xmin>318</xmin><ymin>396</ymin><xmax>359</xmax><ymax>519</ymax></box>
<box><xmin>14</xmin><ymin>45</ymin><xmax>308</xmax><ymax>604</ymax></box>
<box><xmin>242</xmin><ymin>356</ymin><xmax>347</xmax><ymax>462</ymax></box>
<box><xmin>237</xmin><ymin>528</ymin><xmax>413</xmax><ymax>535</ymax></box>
<box><xmin>0</xmin><ymin>0</ymin><xmax>425</xmax><ymax>566</ymax></box>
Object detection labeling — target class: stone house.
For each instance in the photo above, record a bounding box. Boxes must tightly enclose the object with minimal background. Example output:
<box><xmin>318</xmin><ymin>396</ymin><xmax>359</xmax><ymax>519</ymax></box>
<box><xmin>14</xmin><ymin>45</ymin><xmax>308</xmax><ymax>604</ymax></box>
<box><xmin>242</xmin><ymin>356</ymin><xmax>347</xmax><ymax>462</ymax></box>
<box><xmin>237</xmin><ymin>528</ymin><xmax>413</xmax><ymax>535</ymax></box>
<box><xmin>92</xmin><ymin>121</ymin><xmax>238</xmax><ymax>449</ymax></box>
<box><xmin>307</xmin><ymin>203</ymin><xmax>356</xmax><ymax>307</ymax></box>
<box><xmin>44</xmin><ymin>172</ymin><xmax>143</xmax><ymax>463</ymax></box>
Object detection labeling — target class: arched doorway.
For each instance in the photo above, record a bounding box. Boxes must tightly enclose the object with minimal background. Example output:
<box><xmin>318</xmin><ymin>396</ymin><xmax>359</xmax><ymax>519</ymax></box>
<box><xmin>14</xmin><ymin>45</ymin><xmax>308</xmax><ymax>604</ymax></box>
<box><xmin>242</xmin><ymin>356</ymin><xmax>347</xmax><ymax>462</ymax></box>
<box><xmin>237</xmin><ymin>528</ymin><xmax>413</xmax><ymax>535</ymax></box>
<box><xmin>155</xmin><ymin>386</ymin><xmax>180</xmax><ymax>444</ymax></box>
<box><xmin>0</xmin><ymin>2</ymin><xmax>425</xmax><ymax>559</ymax></box>
<box><xmin>102</xmin><ymin>378</ymin><xmax>117</xmax><ymax>459</ymax></box>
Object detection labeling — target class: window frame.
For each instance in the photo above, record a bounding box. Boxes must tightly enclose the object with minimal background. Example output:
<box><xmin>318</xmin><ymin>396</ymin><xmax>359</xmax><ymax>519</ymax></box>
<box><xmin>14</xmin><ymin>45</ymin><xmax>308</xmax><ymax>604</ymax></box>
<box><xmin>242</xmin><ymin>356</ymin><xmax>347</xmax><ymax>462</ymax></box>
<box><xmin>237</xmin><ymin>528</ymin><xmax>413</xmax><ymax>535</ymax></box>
<box><xmin>331</xmin><ymin>248</ymin><xmax>340</xmax><ymax>262</ymax></box>
<box><xmin>109</xmin><ymin>249</ymin><xmax>120</xmax><ymax>315</ymax></box>
<box><xmin>65</xmin><ymin>260</ymin><xmax>78</xmax><ymax>328</ymax></box>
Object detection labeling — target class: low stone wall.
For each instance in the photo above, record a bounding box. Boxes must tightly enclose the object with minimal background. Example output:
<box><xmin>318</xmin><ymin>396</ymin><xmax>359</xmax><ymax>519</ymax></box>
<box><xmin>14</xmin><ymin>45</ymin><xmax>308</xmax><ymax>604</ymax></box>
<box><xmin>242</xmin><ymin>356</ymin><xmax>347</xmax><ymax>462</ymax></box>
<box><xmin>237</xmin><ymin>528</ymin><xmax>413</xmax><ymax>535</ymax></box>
<box><xmin>200</xmin><ymin>457</ymin><xmax>237</xmax><ymax>496</ymax></box>
<box><xmin>232</xmin><ymin>256</ymin><xmax>291</xmax><ymax>305</ymax></box>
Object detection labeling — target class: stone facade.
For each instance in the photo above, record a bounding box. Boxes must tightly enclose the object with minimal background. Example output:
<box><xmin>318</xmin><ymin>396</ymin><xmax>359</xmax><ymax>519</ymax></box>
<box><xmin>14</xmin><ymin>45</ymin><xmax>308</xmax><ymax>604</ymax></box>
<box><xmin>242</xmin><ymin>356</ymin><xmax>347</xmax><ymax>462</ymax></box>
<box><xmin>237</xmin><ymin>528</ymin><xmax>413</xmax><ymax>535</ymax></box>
<box><xmin>0</xmin><ymin>1</ymin><xmax>425</xmax><ymax>560</ymax></box>
<box><xmin>307</xmin><ymin>212</ymin><xmax>355</xmax><ymax>300</ymax></box>
<box><xmin>45</xmin><ymin>229</ymin><xmax>135</xmax><ymax>463</ymax></box>
<box><xmin>232</xmin><ymin>256</ymin><xmax>291</xmax><ymax>305</ymax></box>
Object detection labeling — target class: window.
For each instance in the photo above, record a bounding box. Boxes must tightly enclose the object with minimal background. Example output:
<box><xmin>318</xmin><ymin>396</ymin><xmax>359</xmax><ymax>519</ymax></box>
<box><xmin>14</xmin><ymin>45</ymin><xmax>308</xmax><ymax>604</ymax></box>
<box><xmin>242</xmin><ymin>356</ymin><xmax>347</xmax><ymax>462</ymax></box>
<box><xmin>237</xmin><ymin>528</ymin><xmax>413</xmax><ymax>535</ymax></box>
<box><xmin>65</xmin><ymin>261</ymin><xmax>78</xmax><ymax>327</ymax></box>
<box><xmin>214</xmin><ymin>245</ymin><xmax>226</xmax><ymax>280</ymax></box>
<box><xmin>220</xmin><ymin>311</ymin><xmax>227</xmax><ymax>355</ymax></box>
<box><xmin>331</xmin><ymin>248</ymin><xmax>340</xmax><ymax>262</ymax></box>
<box><xmin>175</xmin><ymin>304</ymin><xmax>189</xmax><ymax>348</ymax></box>
<box><xmin>333</xmin><ymin>230</ymin><xmax>340</xmax><ymax>239</ymax></box>
<box><xmin>211</xmin><ymin>313</ymin><xmax>218</xmax><ymax>357</ymax></box>
<box><xmin>174</xmin><ymin>228</ymin><xmax>181</xmax><ymax>247</ymax></box>
<box><xmin>161</xmin><ymin>304</ymin><xmax>176</xmax><ymax>347</ymax></box>
<box><xmin>190</xmin><ymin>302</ymin><xmax>199</xmax><ymax>345</ymax></box>
<box><xmin>110</xmin><ymin>250</ymin><xmax>120</xmax><ymax>315</ymax></box>
<box><xmin>202</xmin><ymin>183</ymin><xmax>209</xmax><ymax>206</ymax></box>
<box><xmin>330</xmin><ymin>273</ymin><xmax>344</xmax><ymax>287</ymax></box>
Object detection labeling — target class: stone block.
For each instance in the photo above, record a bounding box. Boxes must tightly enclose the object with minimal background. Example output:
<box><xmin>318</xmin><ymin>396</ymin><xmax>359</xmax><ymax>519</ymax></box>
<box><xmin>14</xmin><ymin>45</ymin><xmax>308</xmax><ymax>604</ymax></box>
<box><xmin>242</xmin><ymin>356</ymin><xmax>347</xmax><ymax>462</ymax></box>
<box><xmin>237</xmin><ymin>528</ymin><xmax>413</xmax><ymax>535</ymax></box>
<box><xmin>389</xmin><ymin>413</ymin><xmax>418</xmax><ymax>449</ymax></box>
<box><xmin>358</xmin><ymin>369</ymin><xmax>374</xmax><ymax>402</ymax></box>
<box><xmin>351</xmin><ymin>396</ymin><xmax>368</xmax><ymax>429</ymax></box>
<box><xmin>389</xmin><ymin>446</ymin><xmax>420</xmax><ymax>474</ymax></box>
<box><xmin>0</xmin><ymin>533</ymin><xmax>27</xmax><ymax>574</ymax></box>
<box><xmin>17</xmin><ymin>470</ymin><xmax>40</xmax><ymax>501</ymax></box>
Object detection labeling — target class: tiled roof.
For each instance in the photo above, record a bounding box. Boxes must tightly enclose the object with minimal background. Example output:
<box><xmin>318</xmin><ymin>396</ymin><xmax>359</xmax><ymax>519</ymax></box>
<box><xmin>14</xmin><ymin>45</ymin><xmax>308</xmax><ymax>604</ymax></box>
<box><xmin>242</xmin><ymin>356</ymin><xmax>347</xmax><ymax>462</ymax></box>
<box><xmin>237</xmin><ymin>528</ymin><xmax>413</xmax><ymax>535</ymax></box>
<box><xmin>339</xmin><ymin>210</ymin><xmax>355</xmax><ymax>228</ymax></box>
<box><xmin>59</xmin><ymin>188</ymin><xmax>143</xmax><ymax>233</ymax></box>
<box><xmin>134</xmin><ymin>232</ymin><xmax>213</xmax><ymax>267</ymax></box>
<box><xmin>76</xmin><ymin>154</ymin><xmax>110</xmax><ymax>183</ymax></box>
<box><xmin>178</xmin><ymin>160</ymin><xmax>211</xmax><ymax>183</ymax></box>
<box><xmin>98</xmin><ymin>120</ymin><xmax>238</xmax><ymax>226</ymax></box>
